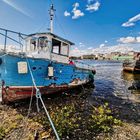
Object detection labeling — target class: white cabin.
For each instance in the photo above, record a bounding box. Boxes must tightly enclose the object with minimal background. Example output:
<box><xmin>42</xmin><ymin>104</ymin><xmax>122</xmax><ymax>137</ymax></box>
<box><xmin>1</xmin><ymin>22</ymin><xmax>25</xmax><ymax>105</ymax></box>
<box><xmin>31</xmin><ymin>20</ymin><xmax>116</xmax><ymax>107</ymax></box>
<box><xmin>25</xmin><ymin>32</ymin><xmax>74</xmax><ymax>64</ymax></box>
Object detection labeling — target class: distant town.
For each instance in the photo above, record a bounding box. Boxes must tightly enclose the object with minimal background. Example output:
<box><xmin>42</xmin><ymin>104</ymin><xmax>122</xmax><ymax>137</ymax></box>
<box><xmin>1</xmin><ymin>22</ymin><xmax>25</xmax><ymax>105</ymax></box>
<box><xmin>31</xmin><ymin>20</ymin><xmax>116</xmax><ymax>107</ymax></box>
<box><xmin>71</xmin><ymin>51</ymin><xmax>139</xmax><ymax>61</ymax></box>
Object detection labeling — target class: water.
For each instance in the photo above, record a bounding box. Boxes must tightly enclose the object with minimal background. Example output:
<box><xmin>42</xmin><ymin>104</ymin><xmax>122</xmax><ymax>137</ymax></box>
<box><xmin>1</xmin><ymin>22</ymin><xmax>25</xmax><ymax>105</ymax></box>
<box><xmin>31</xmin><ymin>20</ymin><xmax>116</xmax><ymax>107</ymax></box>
<box><xmin>84</xmin><ymin>60</ymin><xmax>140</xmax><ymax>102</ymax></box>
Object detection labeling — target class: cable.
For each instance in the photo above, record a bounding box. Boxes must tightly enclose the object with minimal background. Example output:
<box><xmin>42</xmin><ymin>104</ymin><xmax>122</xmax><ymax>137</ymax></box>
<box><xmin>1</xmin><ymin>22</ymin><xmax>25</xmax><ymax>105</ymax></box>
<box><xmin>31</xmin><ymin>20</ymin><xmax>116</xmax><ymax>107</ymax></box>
<box><xmin>27</xmin><ymin>85</ymin><xmax>34</xmax><ymax>118</ymax></box>
<box><xmin>36</xmin><ymin>22</ymin><xmax>50</xmax><ymax>33</ymax></box>
<box><xmin>54</xmin><ymin>13</ymin><xmax>67</xmax><ymax>38</ymax></box>
<box><xmin>26</xmin><ymin>56</ymin><xmax>60</xmax><ymax>140</ymax></box>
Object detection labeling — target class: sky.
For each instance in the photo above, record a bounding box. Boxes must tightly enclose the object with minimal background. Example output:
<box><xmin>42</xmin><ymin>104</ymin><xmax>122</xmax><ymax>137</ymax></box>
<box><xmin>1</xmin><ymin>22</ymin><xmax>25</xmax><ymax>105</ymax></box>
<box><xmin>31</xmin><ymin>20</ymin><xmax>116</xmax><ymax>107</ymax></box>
<box><xmin>0</xmin><ymin>0</ymin><xmax>140</xmax><ymax>56</ymax></box>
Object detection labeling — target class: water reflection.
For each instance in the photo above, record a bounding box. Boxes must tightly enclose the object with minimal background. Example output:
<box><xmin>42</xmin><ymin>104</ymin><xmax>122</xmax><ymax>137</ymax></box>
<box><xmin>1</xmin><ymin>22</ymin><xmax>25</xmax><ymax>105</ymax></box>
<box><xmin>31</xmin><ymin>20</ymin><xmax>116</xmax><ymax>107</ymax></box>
<box><xmin>122</xmin><ymin>72</ymin><xmax>140</xmax><ymax>92</ymax></box>
<box><xmin>122</xmin><ymin>72</ymin><xmax>140</xmax><ymax>82</ymax></box>
<box><xmin>84</xmin><ymin>60</ymin><xmax>140</xmax><ymax>102</ymax></box>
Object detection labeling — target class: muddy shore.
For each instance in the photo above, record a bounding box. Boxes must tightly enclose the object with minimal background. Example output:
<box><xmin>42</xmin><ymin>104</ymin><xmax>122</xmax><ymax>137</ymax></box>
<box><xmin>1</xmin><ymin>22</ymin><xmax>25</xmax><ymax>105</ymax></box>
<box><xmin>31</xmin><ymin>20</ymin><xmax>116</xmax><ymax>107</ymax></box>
<box><xmin>0</xmin><ymin>85</ymin><xmax>140</xmax><ymax>140</ymax></box>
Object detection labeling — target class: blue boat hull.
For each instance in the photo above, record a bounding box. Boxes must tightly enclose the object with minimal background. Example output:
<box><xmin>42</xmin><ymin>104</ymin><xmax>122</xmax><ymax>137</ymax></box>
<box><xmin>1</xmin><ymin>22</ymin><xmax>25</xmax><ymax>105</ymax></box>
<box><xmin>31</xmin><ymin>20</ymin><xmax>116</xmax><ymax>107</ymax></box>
<box><xmin>0</xmin><ymin>53</ymin><xmax>94</xmax><ymax>102</ymax></box>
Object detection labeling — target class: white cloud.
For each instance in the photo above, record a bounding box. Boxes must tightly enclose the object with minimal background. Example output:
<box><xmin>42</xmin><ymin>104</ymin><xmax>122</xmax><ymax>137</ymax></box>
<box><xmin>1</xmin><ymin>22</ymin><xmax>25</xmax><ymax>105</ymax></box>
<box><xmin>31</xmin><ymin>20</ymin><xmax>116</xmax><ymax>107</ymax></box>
<box><xmin>86</xmin><ymin>1</ymin><xmax>100</xmax><ymax>12</ymax></box>
<box><xmin>122</xmin><ymin>13</ymin><xmax>140</xmax><ymax>27</ymax></box>
<box><xmin>105</xmin><ymin>40</ymin><xmax>108</xmax><ymax>43</ymax></box>
<box><xmin>73</xmin><ymin>2</ymin><xmax>79</xmax><ymax>9</ymax></box>
<box><xmin>70</xmin><ymin>40</ymin><xmax>140</xmax><ymax>57</ymax></box>
<box><xmin>122</xmin><ymin>22</ymin><xmax>135</xmax><ymax>27</ymax></box>
<box><xmin>79</xmin><ymin>42</ymin><xmax>85</xmax><ymax>47</ymax></box>
<box><xmin>70</xmin><ymin>44</ymin><xmax>136</xmax><ymax>56</ymax></box>
<box><xmin>91</xmin><ymin>44</ymin><xmax>135</xmax><ymax>55</ymax></box>
<box><xmin>72</xmin><ymin>2</ymin><xmax>84</xmax><ymax>19</ymax></box>
<box><xmin>2</xmin><ymin>0</ymin><xmax>31</xmax><ymax>17</ymax></box>
<box><xmin>88</xmin><ymin>47</ymin><xmax>92</xmax><ymax>49</ymax></box>
<box><xmin>118</xmin><ymin>36</ymin><xmax>137</xmax><ymax>44</ymax></box>
<box><xmin>99</xmin><ymin>43</ymin><xmax>105</xmax><ymax>48</ymax></box>
<box><xmin>0</xmin><ymin>45</ymin><xmax>22</xmax><ymax>53</ymax></box>
<box><xmin>70</xmin><ymin>47</ymin><xmax>85</xmax><ymax>56</ymax></box>
<box><xmin>70</xmin><ymin>35</ymin><xmax>140</xmax><ymax>56</ymax></box>
<box><xmin>136</xmin><ymin>37</ymin><xmax>140</xmax><ymax>43</ymax></box>
<box><xmin>72</xmin><ymin>10</ymin><xmax>84</xmax><ymax>19</ymax></box>
<box><xmin>64</xmin><ymin>11</ymin><xmax>71</xmax><ymax>17</ymax></box>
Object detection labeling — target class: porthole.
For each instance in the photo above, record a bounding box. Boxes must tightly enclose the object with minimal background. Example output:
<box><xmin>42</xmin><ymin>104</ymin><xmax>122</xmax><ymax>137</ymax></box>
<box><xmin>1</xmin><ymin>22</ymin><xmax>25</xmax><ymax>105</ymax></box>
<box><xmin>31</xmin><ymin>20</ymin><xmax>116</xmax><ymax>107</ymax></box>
<box><xmin>32</xmin><ymin>67</ymin><xmax>37</xmax><ymax>70</ymax></box>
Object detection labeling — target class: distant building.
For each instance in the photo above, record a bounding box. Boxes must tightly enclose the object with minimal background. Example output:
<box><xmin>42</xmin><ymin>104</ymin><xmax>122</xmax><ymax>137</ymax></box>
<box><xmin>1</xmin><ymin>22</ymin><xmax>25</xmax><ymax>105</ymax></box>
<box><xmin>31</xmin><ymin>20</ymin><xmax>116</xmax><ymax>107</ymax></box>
<box><xmin>95</xmin><ymin>53</ymin><xmax>105</xmax><ymax>60</ymax></box>
<box><xmin>73</xmin><ymin>51</ymin><xmax>138</xmax><ymax>61</ymax></box>
<box><xmin>82</xmin><ymin>54</ymin><xmax>96</xmax><ymax>59</ymax></box>
<box><xmin>127</xmin><ymin>51</ymin><xmax>135</xmax><ymax>56</ymax></box>
<box><xmin>113</xmin><ymin>55</ymin><xmax>134</xmax><ymax>61</ymax></box>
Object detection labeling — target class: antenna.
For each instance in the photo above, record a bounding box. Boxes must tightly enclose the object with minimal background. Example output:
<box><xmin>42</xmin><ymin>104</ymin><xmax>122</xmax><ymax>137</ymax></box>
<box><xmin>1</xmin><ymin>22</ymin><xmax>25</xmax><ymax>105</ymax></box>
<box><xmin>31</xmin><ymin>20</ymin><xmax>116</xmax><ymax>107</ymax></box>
<box><xmin>49</xmin><ymin>4</ymin><xmax>56</xmax><ymax>33</ymax></box>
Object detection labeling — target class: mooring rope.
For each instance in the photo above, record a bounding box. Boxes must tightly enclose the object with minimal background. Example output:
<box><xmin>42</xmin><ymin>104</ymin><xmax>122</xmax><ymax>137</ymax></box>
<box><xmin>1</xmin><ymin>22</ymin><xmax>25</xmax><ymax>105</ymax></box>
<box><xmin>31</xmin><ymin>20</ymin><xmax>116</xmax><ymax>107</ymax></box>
<box><xmin>27</xmin><ymin>85</ymin><xmax>34</xmax><ymax>118</ymax></box>
<box><xmin>26</xmin><ymin>57</ymin><xmax>60</xmax><ymax>140</ymax></box>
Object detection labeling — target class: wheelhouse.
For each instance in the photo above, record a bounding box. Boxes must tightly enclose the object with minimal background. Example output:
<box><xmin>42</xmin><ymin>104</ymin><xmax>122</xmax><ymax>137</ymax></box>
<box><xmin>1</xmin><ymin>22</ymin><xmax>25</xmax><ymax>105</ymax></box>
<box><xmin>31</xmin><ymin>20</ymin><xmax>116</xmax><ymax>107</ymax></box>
<box><xmin>25</xmin><ymin>32</ymin><xmax>74</xmax><ymax>64</ymax></box>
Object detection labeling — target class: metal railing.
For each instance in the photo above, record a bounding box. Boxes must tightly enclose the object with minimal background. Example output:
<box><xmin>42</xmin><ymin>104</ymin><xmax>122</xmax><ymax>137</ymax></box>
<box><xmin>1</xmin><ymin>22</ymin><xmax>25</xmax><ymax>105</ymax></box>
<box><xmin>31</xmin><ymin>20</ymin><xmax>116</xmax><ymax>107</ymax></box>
<box><xmin>0</xmin><ymin>27</ymin><xmax>27</xmax><ymax>52</ymax></box>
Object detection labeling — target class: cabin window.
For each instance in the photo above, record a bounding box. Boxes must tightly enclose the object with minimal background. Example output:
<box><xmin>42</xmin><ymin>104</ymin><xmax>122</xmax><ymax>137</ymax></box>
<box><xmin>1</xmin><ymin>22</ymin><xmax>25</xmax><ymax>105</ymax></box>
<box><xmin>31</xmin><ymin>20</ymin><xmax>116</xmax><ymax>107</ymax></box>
<box><xmin>52</xmin><ymin>39</ymin><xmax>61</xmax><ymax>54</ymax></box>
<box><xmin>52</xmin><ymin>39</ymin><xmax>69</xmax><ymax>56</ymax></box>
<box><xmin>38</xmin><ymin>36</ymin><xmax>48</xmax><ymax>51</ymax></box>
<box><xmin>30</xmin><ymin>37</ymin><xmax>37</xmax><ymax>51</ymax></box>
<box><xmin>61</xmin><ymin>42</ymin><xmax>69</xmax><ymax>56</ymax></box>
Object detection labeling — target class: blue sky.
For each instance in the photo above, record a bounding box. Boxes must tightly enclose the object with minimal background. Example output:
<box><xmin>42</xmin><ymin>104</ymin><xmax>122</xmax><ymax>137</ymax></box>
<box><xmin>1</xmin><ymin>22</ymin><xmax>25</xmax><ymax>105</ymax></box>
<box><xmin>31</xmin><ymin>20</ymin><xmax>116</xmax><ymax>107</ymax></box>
<box><xmin>0</xmin><ymin>0</ymin><xmax>140</xmax><ymax>55</ymax></box>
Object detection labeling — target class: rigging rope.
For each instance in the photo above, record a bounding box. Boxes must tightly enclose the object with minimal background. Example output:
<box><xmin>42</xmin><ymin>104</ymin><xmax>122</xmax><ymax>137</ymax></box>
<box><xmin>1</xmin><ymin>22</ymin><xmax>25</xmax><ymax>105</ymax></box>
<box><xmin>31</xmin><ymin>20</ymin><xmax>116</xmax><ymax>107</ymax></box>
<box><xmin>26</xmin><ymin>56</ymin><xmax>60</xmax><ymax>140</ymax></box>
<box><xmin>54</xmin><ymin>13</ymin><xmax>67</xmax><ymax>38</ymax></box>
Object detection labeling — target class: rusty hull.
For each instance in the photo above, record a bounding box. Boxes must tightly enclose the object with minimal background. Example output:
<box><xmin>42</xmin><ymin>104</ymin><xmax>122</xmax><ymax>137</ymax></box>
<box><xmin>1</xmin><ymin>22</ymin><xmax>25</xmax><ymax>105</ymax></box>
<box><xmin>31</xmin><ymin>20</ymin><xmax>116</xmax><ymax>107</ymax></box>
<box><xmin>2</xmin><ymin>78</ymin><xmax>91</xmax><ymax>103</ymax></box>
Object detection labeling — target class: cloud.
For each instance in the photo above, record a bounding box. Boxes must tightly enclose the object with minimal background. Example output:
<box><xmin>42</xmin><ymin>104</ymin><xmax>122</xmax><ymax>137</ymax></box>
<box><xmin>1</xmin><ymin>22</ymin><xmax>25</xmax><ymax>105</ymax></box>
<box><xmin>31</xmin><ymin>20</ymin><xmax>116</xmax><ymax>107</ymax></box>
<box><xmin>73</xmin><ymin>2</ymin><xmax>79</xmax><ymax>9</ymax></box>
<box><xmin>70</xmin><ymin>44</ymin><xmax>136</xmax><ymax>56</ymax></box>
<box><xmin>79</xmin><ymin>42</ymin><xmax>85</xmax><ymax>48</ymax></box>
<box><xmin>100</xmin><ymin>45</ymin><xmax>134</xmax><ymax>54</ymax></box>
<box><xmin>64</xmin><ymin>11</ymin><xmax>71</xmax><ymax>17</ymax></box>
<box><xmin>122</xmin><ymin>22</ymin><xmax>135</xmax><ymax>27</ymax></box>
<box><xmin>88</xmin><ymin>47</ymin><xmax>93</xmax><ymax>49</ymax></box>
<box><xmin>72</xmin><ymin>2</ymin><xmax>84</xmax><ymax>19</ymax></box>
<box><xmin>117</xmin><ymin>36</ymin><xmax>138</xmax><ymax>44</ymax></box>
<box><xmin>64</xmin><ymin>1</ymin><xmax>100</xmax><ymax>19</ymax></box>
<box><xmin>122</xmin><ymin>13</ymin><xmax>140</xmax><ymax>27</ymax></box>
<box><xmin>70</xmin><ymin>47</ymin><xmax>85</xmax><ymax>56</ymax></box>
<box><xmin>86</xmin><ymin>1</ymin><xmax>100</xmax><ymax>12</ymax></box>
<box><xmin>2</xmin><ymin>0</ymin><xmax>31</xmax><ymax>17</ymax></box>
<box><xmin>99</xmin><ymin>43</ymin><xmax>105</xmax><ymax>48</ymax></box>
<box><xmin>136</xmin><ymin>37</ymin><xmax>140</xmax><ymax>43</ymax></box>
<box><xmin>105</xmin><ymin>40</ymin><xmax>108</xmax><ymax>43</ymax></box>
<box><xmin>91</xmin><ymin>43</ymin><xmax>137</xmax><ymax>55</ymax></box>
<box><xmin>70</xmin><ymin>35</ymin><xmax>140</xmax><ymax>56</ymax></box>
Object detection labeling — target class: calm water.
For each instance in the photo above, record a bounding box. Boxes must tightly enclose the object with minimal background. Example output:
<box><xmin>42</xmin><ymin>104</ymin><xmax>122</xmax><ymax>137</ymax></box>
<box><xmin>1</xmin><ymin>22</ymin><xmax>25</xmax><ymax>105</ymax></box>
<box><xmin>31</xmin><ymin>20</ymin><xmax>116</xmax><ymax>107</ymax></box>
<box><xmin>84</xmin><ymin>60</ymin><xmax>140</xmax><ymax>102</ymax></box>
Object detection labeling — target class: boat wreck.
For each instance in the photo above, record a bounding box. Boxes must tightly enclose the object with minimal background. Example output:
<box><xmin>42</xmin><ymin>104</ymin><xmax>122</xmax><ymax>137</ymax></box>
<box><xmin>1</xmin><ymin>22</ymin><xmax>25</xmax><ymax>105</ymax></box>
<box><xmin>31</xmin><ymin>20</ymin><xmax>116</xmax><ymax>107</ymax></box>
<box><xmin>123</xmin><ymin>53</ymin><xmax>140</xmax><ymax>74</ymax></box>
<box><xmin>0</xmin><ymin>5</ymin><xmax>95</xmax><ymax>103</ymax></box>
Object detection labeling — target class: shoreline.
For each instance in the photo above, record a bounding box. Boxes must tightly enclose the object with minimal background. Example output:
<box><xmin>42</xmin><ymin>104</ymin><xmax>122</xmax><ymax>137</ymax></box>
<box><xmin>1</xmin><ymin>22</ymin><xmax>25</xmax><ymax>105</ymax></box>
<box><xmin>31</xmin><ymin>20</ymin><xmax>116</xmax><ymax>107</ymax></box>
<box><xmin>0</xmin><ymin>86</ymin><xmax>140</xmax><ymax>140</ymax></box>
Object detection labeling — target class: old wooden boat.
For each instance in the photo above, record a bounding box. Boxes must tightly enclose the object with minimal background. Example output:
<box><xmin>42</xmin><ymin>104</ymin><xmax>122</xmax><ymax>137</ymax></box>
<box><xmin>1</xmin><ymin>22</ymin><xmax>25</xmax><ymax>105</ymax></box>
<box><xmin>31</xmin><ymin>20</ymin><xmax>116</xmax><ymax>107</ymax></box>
<box><xmin>0</xmin><ymin>5</ymin><xmax>95</xmax><ymax>103</ymax></box>
<box><xmin>123</xmin><ymin>54</ymin><xmax>140</xmax><ymax>74</ymax></box>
